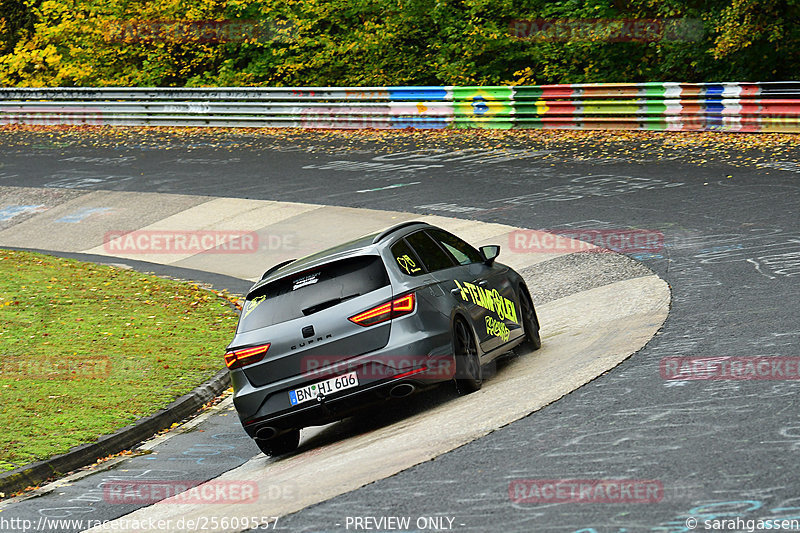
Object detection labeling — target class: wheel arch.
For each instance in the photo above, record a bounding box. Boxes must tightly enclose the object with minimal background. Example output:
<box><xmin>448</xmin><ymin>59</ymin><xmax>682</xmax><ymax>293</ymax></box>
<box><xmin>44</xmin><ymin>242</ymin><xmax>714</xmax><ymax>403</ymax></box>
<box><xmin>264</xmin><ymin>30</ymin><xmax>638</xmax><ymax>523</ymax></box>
<box><xmin>448</xmin><ymin>307</ymin><xmax>484</xmax><ymax>357</ymax></box>
<box><xmin>516</xmin><ymin>281</ymin><xmax>540</xmax><ymax>329</ymax></box>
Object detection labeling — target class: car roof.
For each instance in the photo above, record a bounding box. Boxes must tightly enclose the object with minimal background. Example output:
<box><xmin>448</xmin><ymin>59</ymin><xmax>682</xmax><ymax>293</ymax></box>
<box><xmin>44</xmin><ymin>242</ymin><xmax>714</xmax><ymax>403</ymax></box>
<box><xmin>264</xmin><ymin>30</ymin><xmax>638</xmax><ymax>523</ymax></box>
<box><xmin>251</xmin><ymin>221</ymin><xmax>433</xmax><ymax>292</ymax></box>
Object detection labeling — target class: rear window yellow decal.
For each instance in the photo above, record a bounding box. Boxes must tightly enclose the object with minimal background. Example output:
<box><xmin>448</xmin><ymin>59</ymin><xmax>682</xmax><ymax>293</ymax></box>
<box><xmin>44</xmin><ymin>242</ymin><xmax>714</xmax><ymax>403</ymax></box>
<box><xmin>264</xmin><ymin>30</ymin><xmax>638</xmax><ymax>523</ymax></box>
<box><xmin>396</xmin><ymin>254</ymin><xmax>422</xmax><ymax>275</ymax></box>
<box><xmin>243</xmin><ymin>294</ymin><xmax>267</xmax><ymax>319</ymax></box>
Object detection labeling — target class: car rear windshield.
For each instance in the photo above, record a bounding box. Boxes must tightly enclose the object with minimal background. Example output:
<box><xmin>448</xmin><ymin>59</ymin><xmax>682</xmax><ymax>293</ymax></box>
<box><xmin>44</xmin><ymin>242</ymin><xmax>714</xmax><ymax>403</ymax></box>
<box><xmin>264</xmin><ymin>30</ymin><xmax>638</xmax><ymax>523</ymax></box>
<box><xmin>237</xmin><ymin>255</ymin><xmax>390</xmax><ymax>332</ymax></box>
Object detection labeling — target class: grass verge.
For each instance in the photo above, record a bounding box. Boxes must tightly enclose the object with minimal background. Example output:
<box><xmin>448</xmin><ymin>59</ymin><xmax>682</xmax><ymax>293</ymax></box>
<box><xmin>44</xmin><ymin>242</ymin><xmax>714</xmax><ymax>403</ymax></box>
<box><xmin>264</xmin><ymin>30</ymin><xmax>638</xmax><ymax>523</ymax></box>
<box><xmin>0</xmin><ymin>249</ymin><xmax>240</xmax><ymax>473</ymax></box>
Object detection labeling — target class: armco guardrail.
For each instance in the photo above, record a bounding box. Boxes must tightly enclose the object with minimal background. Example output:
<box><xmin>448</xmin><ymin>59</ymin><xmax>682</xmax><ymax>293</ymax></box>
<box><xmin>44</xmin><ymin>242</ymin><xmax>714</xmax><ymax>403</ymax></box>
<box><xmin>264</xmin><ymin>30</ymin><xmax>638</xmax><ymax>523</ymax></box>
<box><xmin>1</xmin><ymin>82</ymin><xmax>798</xmax><ymax>132</ymax></box>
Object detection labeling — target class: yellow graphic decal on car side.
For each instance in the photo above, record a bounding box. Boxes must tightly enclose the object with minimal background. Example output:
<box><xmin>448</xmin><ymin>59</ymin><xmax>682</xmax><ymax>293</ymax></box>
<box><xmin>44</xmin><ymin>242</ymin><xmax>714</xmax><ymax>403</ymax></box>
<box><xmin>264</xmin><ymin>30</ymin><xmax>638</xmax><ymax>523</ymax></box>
<box><xmin>454</xmin><ymin>280</ymin><xmax>518</xmax><ymax>323</ymax></box>
<box><xmin>485</xmin><ymin>316</ymin><xmax>510</xmax><ymax>341</ymax></box>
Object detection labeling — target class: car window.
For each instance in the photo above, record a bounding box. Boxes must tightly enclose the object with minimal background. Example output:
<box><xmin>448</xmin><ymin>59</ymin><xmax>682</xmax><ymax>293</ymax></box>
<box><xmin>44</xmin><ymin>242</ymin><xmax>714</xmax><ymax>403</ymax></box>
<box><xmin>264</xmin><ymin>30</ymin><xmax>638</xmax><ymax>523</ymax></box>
<box><xmin>427</xmin><ymin>229</ymin><xmax>483</xmax><ymax>265</ymax></box>
<box><xmin>238</xmin><ymin>256</ymin><xmax>389</xmax><ymax>332</ymax></box>
<box><xmin>390</xmin><ymin>239</ymin><xmax>427</xmax><ymax>276</ymax></box>
<box><xmin>405</xmin><ymin>230</ymin><xmax>456</xmax><ymax>272</ymax></box>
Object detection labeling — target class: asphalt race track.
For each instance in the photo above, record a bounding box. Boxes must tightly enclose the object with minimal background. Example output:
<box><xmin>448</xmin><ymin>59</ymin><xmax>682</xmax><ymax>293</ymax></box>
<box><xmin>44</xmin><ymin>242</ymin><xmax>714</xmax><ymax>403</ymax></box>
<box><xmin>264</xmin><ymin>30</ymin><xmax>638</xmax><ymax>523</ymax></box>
<box><xmin>1</xmin><ymin>129</ymin><xmax>799</xmax><ymax>533</ymax></box>
<box><xmin>0</xmin><ymin>187</ymin><xmax>668</xmax><ymax>533</ymax></box>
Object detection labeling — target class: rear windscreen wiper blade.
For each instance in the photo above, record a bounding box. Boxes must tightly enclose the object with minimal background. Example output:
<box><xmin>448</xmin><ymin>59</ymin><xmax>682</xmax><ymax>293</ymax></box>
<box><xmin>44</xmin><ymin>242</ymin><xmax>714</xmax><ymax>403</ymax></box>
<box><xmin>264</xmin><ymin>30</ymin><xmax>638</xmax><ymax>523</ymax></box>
<box><xmin>302</xmin><ymin>293</ymin><xmax>360</xmax><ymax>315</ymax></box>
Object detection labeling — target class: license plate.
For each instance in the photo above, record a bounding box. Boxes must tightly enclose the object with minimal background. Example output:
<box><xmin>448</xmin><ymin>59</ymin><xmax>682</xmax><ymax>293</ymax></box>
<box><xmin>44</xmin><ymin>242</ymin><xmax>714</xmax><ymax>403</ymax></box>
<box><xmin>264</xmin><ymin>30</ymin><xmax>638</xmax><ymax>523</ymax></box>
<box><xmin>288</xmin><ymin>371</ymin><xmax>359</xmax><ymax>406</ymax></box>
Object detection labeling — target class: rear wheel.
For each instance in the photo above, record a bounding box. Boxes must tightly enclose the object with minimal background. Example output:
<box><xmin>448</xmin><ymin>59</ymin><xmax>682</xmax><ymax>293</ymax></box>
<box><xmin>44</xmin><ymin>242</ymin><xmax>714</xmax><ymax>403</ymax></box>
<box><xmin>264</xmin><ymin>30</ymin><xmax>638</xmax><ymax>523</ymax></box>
<box><xmin>519</xmin><ymin>287</ymin><xmax>541</xmax><ymax>351</ymax></box>
<box><xmin>454</xmin><ymin>318</ymin><xmax>482</xmax><ymax>394</ymax></box>
<box><xmin>255</xmin><ymin>429</ymin><xmax>300</xmax><ymax>456</ymax></box>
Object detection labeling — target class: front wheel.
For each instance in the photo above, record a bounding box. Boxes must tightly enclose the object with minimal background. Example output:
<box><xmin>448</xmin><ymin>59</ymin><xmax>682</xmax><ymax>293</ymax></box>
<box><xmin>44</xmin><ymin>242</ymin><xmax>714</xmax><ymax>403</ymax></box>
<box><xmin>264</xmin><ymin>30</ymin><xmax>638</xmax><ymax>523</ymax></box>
<box><xmin>454</xmin><ymin>318</ymin><xmax>482</xmax><ymax>394</ymax></box>
<box><xmin>255</xmin><ymin>429</ymin><xmax>300</xmax><ymax>456</ymax></box>
<box><xmin>519</xmin><ymin>287</ymin><xmax>541</xmax><ymax>351</ymax></box>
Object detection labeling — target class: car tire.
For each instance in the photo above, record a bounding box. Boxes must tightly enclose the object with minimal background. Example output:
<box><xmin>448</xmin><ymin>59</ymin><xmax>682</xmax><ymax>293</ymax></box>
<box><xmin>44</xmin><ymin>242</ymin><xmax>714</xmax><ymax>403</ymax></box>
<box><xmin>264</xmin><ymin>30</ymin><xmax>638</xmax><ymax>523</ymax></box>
<box><xmin>454</xmin><ymin>318</ymin><xmax>482</xmax><ymax>394</ymax></box>
<box><xmin>255</xmin><ymin>429</ymin><xmax>300</xmax><ymax>456</ymax></box>
<box><xmin>519</xmin><ymin>286</ymin><xmax>542</xmax><ymax>351</ymax></box>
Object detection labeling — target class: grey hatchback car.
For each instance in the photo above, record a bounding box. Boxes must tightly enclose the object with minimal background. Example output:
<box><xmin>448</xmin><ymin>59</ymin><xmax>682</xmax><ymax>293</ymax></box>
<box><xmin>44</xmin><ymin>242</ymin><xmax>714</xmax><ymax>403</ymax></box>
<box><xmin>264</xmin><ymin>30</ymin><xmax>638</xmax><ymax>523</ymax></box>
<box><xmin>224</xmin><ymin>221</ymin><xmax>541</xmax><ymax>455</ymax></box>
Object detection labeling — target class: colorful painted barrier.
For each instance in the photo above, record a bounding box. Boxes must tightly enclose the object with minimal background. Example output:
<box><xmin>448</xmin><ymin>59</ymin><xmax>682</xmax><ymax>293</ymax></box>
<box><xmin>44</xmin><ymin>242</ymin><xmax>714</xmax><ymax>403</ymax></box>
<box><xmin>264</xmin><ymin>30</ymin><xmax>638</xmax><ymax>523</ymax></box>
<box><xmin>1</xmin><ymin>82</ymin><xmax>798</xmax><ymax>132</ymax></box>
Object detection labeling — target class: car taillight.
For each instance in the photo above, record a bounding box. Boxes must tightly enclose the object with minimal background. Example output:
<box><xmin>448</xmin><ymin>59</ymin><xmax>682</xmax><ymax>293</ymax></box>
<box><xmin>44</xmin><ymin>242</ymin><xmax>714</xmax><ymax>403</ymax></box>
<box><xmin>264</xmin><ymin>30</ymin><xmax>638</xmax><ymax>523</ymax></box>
<box><xmin>349</xmin><ymin>293</ymin><xmax>416</xmax><ymax>327</ymax></box>
<box><xmin>224</xmin><ymin>343</ymin><xmax>270</xmax><ymax>370</ymax></box>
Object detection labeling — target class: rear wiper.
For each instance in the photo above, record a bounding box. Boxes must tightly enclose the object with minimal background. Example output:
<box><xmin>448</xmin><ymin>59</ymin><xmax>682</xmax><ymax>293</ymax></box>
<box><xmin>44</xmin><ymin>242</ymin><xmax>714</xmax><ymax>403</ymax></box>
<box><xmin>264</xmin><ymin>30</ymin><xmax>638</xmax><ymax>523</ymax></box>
<box><xmin>302</xmin><ymin>293</ymin><xmax>360</xmax><ymax>315</ymax></box>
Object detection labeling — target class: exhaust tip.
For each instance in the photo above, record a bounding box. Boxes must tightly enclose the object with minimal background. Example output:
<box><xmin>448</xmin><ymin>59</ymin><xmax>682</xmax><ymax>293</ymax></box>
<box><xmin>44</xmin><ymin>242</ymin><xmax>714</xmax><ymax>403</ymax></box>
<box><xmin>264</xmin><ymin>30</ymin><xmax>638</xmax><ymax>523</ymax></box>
<box><xmin>389</xmin><ymin>383</ymin><xmax>416</xmax><ymax>398</ymax></box>
<box><xmin>256</xmin><ymin>426</ymin><xmax>278</xmax><ymax>440</ymax></box>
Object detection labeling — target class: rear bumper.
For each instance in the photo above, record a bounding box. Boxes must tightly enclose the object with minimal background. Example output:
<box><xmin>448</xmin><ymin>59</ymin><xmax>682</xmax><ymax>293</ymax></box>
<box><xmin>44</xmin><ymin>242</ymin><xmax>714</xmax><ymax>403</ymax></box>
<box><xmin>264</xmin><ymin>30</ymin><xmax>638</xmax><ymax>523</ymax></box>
<box><xmin>231</xmin><ymin>335</ymin><xmax>453</xmax><ymax>434</ymax></box>
<box><xmin>242</xmin><ymin>372</ymin><xmax>441</xmax><ymax>439</ymax></box>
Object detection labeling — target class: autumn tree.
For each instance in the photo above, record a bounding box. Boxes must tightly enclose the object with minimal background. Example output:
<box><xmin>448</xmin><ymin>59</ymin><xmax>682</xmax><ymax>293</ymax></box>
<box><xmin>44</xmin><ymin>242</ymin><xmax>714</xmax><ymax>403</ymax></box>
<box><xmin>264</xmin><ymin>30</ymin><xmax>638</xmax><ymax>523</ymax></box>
<box><xmin>0</xmin><ymin>0</ymin><xmax>37</xmax><ymax>55</ymax></box>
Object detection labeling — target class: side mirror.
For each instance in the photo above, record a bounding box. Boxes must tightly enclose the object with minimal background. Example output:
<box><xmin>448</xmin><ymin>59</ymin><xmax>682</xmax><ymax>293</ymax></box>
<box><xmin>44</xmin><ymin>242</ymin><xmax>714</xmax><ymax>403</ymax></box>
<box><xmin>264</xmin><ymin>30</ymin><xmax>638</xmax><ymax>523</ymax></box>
<box><xmin>480</xmin><ymin>245</ymin><xmax>500</xmax><ymax>265</ymax></box>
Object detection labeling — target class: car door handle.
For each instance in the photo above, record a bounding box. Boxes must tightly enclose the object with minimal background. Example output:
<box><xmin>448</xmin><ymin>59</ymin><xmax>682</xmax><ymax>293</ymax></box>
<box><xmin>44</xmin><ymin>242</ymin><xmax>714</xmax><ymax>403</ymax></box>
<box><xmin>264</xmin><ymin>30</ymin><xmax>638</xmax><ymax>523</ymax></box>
<box><xmin>478</xmin><ymin>280</ymin><xmax>489</xmax><ymax>287</ymax></box>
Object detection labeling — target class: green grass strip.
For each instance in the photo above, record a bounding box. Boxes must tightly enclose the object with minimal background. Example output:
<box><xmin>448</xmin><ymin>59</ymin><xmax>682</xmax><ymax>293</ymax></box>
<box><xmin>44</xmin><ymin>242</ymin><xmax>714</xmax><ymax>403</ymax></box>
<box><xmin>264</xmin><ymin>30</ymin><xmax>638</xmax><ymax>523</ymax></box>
<box><xmin>0</xmin><ymin>249</ymin><xmax>240</xmax><ymax>474</ymax></box>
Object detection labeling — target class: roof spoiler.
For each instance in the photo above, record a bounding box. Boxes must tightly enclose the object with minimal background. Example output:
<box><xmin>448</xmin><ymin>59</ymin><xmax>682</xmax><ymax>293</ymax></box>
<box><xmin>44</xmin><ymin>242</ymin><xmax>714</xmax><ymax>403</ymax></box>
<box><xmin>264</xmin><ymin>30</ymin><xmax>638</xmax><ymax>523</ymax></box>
<box><xmin>260</xmin><ymin>258</ymin><xmax>296</xmax><ymax>280</ymax></box>
<box><xmin>372</xmin><ymin>221</ymin><xmax>429</xmax><ymax>244</ymax></box>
